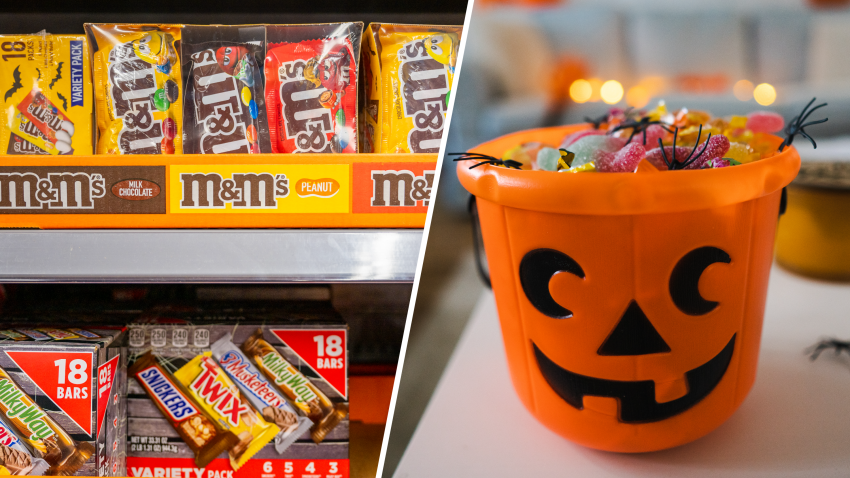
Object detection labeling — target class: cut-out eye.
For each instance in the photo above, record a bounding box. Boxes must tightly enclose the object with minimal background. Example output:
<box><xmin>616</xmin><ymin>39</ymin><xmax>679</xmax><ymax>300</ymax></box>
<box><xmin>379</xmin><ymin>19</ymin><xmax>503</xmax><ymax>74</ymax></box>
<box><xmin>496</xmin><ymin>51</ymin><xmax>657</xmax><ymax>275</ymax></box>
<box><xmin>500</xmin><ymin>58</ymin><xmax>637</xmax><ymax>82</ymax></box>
<box><xmin>222</xmin><ymin>56</ymin><xmax>230</xmax><ymax>66</ymax></box>
<box><xmin>520</xmin><ymin>249</ymin><xmax>585</xmax><ymax>319</ymax></box>
<box><xmin>224</xmin><ymin>47</ymin><xmax>232</xmax><ymax>55</ymax></box>
<box><xmin>669</xmin><ymin>246</ymin><xmax>731</xmax><ymax>315</ymax></box>
<box><xmin>430</xmin><ymin>35</ymin><xmax>444</xmax><ymax>44</ymax></box>
<box><xmin>431</xmin><ymin>45</ymin><xmax>443</xmax><ymax>55</ymax></box>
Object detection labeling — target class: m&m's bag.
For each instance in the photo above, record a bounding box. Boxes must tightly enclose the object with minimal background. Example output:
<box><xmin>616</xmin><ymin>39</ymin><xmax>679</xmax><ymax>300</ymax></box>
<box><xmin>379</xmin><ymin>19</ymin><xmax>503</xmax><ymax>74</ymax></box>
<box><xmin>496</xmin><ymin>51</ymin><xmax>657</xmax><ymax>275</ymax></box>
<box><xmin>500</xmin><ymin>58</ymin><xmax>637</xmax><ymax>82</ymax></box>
<box><xmin>361</xmin><ymin>23</ymin><xmax>461</xmax><ymax>154</ymax></box>
<box><xmin>181</xmin><ymin>25</ymin><xmax>271</xmax><ymax>154</ymax></box>
<box><xmin>86</xmin><ymin>23</ymin><xmax>183</xmax><ymax>155</ymax></box>
<box><xmin>264</xmin><ymin>23</ymin><xmax>363</xmax><ymax>154</ymax></box>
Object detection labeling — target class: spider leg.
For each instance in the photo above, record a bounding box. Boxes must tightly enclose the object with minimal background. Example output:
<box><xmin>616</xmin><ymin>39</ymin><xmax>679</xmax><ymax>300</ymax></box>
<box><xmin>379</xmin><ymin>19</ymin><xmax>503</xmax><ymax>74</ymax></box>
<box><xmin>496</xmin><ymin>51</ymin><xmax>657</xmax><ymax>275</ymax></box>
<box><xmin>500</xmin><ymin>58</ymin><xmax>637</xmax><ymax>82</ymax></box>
<box><xmin>658</xmin><ymin>138</ymin><xmax>672</xmax><ymax>169</ymax></box>
<box><xmin>801</xmin><ymin>118</ymin><xmax>829</xmax><ymax>128</ymax></box>
<box><xmin>799</xmin><ymin>101</ymin><xmax>827</xmax><ymax>123</ymax></box>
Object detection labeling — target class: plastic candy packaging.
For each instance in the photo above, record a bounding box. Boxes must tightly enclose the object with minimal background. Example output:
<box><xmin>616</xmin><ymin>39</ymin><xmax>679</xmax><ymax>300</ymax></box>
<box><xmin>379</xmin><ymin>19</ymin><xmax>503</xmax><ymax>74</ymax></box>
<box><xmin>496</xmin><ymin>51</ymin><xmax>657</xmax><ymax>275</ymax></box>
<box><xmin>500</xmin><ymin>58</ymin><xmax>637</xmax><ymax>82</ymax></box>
<box><xmin>181</xmin><ymin>25</ymin><xmax>271</xmax><ymax>154</ymax></box>
<box><xmin>86</xmin><ymin>24</ymin><xmax>183</xmax><ymax>154</ymax></box>
<box><xmin>264</xmin><ymin>23</ymin><xmax>362</xmax><ymax>153</ymax></box>
<box><xmin>0</xmin><ymin>32</ymin><xmax>92</xmax><ymax>155</ymax></box>
<box><xmin>360</xmin><ymin>23</ymin><xmax>461</xmax><ymax>153</ymax></box>
<box><xmin>0</xmin><ymin>414</ymin><xmax>49</xmax><ymax>475</ymax></box>
<box><xmin>129</xmin><ymin>352</ymin><xmax>239</xmax><ymax>467</ymax></box>
<box><xmin>173</xmin><ymin>353</ymin><xmax>280</xmax><ymax>470</ymax></box>
<box><xmin>241</xmin><ymin>329</ymin><xmax>348</xmax><ymax>444</ymax></box>
<box><xmin>211</xmin><ymin>333</ymin><xmax>313</xmax><ymax>454</ymax></box>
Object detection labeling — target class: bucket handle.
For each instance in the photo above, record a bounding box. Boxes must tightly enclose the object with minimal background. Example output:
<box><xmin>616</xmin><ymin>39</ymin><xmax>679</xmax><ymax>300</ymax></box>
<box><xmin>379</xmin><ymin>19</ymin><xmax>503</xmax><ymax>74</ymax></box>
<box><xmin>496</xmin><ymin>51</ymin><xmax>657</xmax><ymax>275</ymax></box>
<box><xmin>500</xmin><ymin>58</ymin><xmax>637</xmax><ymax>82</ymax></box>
<box><xmin>468</xmin><ymin>195</ymin><xmax>492</xmax><ymax>289</ymax></box>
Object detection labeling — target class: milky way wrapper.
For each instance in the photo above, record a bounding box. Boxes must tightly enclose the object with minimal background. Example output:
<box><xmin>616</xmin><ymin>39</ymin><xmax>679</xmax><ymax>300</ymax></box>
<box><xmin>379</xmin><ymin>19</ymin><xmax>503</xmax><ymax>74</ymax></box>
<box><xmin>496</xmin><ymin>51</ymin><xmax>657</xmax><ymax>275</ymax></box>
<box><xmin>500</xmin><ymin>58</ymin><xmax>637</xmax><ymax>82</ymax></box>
<box><xmin>0</xmin><ymin>413</ymin><xmax>49</xmax><ymax>475</ymax></box>
<box><xmin>0</xmin><ymin>364</ymin><xmax>94</xmax><ymax>475</ymax></box>
<box><xmin>0</xmin><ymin>33</ymin><xmax>93</xmax><ymax>155</ymax></box>
<box><xmin>173</xmin><ymin>352</ymin><xmax>279</xmax><ymax>470</ymax></box>
<box><xmin>360</xmin><ymin>24</ymin><xmax>460</xmax><ymax>154</ymax></box>
<box><xmin>241</xmin><ymin>329</ymin><xmax>347</xmax><ymax>444</ymax></box>
<box><xmin>181</xmin><ymin>25</ymin><xmax>271</xmax><ymax>154</ymax></box>
<box><xmin>129</xmin><ymin>352</ymin><xmax>238</xmax><ymax>468</ymax></box>
<box><xmin>211</xmin><ymin>333</ymin><xmax>312</xmax><ymax>454</ymax></box>
<box><xmin>86</xmin><ymin>24</ymin><xmax>183</xmax><ymax>155</ymax></box>
<box><xmin>264</xmin><ymin>23</ymin><xmax>362</xmax><ymax>154</ymax></box>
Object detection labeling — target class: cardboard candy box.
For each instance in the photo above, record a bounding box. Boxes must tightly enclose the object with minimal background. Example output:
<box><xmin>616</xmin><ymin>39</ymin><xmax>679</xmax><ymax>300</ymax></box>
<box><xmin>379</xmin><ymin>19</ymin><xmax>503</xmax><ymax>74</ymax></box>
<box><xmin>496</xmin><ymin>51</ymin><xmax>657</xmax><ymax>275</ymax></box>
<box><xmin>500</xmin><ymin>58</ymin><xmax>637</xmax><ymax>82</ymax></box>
<box><xmin>0</xmin><ymin>325</ymin><xmax>127</xmax><ymax>476</ymax></box>
<box><xmin>126</xmin><ymin>312</ymin><xmax>349</xmax><ymax>478</ymax></box>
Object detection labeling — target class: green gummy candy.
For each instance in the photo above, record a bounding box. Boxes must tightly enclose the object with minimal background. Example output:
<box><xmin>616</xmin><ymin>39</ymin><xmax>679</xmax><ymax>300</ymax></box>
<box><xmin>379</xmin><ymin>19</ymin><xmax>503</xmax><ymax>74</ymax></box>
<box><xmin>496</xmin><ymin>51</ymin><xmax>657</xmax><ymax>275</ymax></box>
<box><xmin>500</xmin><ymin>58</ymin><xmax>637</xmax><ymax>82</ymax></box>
<box><xmin>536</xmin><ymin>147</ymin><xmax>561</xmax><ymax>171</ymax></box>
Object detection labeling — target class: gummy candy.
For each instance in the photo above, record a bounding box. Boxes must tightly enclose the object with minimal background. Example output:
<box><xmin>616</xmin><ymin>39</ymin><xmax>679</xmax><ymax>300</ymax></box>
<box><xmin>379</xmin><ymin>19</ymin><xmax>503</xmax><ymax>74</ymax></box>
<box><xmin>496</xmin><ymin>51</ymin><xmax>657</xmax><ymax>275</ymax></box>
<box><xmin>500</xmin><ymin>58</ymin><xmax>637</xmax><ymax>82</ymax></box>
<box><xmin>746</xmin><ymin>111</ymin><xmax>784</xmax><ymax>133</ymax></box>
<box><xmin>570</xmin><ymin>135</ymin><xmax>626</xmax><ymax>167</ymax></box>
<box><xmin>597</xmin><ymin>142</ymin><xmax>645</xmax><ymax>173</ymax></box>
<box><xmin>560</xmin><ymin>129</ymin><xmax>604</xmax><ymax>149</ymax></box>
<box><xmin>725</xmin><ymin>142</ymin><xmax>753</xmax><ymax>164</ymax></box>
<box><xmin>534</xmin><ymin>147</ymin><xmax>561</xmax><ymax>171</ymax></box>
<box><xmin>702</xmin><ymin>158</ymin><xmax>731</xmax><ymax>169</ymax></box>
<box><xmin>504</xmin><ymin>142</ymin><xmax>545</xmax><ymax>169</ymax></box>
<box><xmin>645</xmin><ymin>146</ymin><xmax>690</xmax><ymax>171</ymax></box>
<box><xmin>684</xmin><ymin>134</ymin><xmax>730</xmax><ymax>170</ymax></box>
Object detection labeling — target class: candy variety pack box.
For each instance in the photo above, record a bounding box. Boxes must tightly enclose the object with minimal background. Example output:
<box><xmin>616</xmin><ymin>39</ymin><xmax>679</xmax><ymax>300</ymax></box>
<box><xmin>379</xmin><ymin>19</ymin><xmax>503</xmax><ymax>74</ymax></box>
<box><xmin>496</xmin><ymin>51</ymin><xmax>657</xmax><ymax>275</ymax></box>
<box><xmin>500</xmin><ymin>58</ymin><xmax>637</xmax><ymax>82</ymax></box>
<box><xmin>126</xmin><ymin>312</ymin><xmax>349</xmax><ymax>478</ymax></box>
<box><xmin>0</xmin><ymin>325</ymin><xmax>127</xmax><ymax>476</ymax></box>
<box><xmin>360</xmin><ymin>24</ymin><xmax>460</xmax><ymax>154</ymax></box>
<box><xmin>0</xmin><ymin>33</ymin><xmax>93</xmax><ymax>155</ymax></box>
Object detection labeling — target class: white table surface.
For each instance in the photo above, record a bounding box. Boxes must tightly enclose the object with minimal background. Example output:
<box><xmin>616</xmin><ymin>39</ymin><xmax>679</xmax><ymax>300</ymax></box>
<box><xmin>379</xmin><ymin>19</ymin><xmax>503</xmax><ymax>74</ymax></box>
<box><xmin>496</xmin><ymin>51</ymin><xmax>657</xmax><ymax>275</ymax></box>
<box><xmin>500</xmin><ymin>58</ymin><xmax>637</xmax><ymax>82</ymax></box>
<box><xmin>395</xmin><ymin>264</ymin><xmax>850</xmax><ymax>477</ymax></box>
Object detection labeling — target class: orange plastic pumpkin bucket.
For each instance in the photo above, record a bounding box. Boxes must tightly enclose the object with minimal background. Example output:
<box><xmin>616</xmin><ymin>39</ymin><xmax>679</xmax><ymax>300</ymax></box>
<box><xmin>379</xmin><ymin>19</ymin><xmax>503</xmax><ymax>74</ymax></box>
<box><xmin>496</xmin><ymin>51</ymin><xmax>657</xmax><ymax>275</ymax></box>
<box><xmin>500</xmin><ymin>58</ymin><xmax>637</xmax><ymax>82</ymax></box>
<box><xmin>458</xmin><ymin>124</ymin><xmax>800</xmax><ymax>452</ymax></box>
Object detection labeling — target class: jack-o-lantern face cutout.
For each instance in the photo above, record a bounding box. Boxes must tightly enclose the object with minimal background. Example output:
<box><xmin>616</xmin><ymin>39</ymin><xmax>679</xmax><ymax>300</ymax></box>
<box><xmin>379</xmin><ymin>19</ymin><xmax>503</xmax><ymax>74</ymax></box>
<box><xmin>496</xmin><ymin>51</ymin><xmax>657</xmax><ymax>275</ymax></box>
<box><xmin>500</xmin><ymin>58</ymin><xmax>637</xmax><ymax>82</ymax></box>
<box><xmin>521</xmin><ymin>246</ymin><xmax>734</xmax><ymax>424</ymax></box>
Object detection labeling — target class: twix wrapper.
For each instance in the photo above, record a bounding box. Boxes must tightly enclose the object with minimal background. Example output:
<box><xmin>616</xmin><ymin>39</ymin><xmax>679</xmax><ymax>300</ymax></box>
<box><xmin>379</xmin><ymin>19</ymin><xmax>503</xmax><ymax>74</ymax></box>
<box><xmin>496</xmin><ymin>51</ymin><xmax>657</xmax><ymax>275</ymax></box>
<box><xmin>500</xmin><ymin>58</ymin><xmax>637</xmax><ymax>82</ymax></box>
<box><xmin>0</xmin><ymin>413</ymin><xmax>49</xmax><ymax>475</ymax></box>
<box><xmin>173</xmin><ymin>352</ymin><xmax>279</xmax><ymax>470</ymax></box>
<box><xmin>211</xmin><ymin>333</ymin><xmax>312</xmax><ymax>454</ymax></box>
<box><xmin>360</xmin><ymin>24</ymin><xmax>460</xmax><ymax>153</ymax></box>
<box><xmin>129</xmin><ymin>352</ymin><xmax>238</xmax><ymax>468</ymax></box>
<box><xmin>242</xmin><ymin>329</ymin><xmax>347</xmax><ymax>444</ymax></box>
<box><xmin>0</xmin><ymin>33</ymin><xmax>93</xmax><ymax>155</ymax></box>
<box><xmin>0</xmin><ymin>364</ymin><xmax>94</xmax><ymax>475</ymax></box>
<box><xmin>86</xmin><ymin>24</ymin><xmax>183</xmax><ymax>155</ymax></box>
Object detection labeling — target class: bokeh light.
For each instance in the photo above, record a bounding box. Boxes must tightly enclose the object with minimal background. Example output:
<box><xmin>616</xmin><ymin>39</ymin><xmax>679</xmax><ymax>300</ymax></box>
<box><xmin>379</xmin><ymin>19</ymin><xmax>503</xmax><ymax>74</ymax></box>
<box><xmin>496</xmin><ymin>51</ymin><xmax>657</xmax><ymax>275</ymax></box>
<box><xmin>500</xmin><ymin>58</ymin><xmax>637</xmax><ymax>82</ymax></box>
<box><xmin>587</xmin><ymin>78</ymin><xmax>603</xmax><ymax>102</ymax></box>
<box><xmin>569</xmin><ymin>79</ymin><xmax>592</xmax><ymax>103</ymax></box>
<box><xmin>601</xmin><ymin>80</ymin><xmax>624</xmax><ymax>104</ymax></box>
<box><xmin>625</xmin><ymin>85</ymin><xmax>650</xmax><ymax>108</ymax></box>
<box><xmin>753</xmin><ymin>83</ymin><xmax>776</xmax><ymax>106</ymax></box>
<box><xmin>733</xmin><ymin>80</ymin><xmax>754</xmax><ymax>101</ymax></box>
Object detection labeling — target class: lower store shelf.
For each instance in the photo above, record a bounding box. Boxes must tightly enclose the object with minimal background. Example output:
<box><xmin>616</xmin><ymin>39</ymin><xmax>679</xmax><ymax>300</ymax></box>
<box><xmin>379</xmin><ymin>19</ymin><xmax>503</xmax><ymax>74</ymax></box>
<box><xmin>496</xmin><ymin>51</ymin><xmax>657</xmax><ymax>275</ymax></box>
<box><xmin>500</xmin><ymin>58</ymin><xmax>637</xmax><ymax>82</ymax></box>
<box><xmin>0</xmin><ymin>229</ymin><xmax>422</xmax><ymax>282</ymax></box>
<box><xmin>396</xmin><ymin>265</ymin><xmax>850</xmax><ymax>476</ymax></box>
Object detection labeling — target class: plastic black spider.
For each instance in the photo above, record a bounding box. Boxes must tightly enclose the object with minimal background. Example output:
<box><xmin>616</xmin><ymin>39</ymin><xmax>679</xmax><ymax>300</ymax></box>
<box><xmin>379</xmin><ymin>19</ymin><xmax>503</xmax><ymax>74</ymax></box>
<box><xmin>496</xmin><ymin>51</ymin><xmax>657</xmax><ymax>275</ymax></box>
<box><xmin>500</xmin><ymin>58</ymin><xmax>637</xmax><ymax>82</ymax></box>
<box><xmin>657</xmin><ymin>125</ymin><xmax>711</xmax><ymax>171</ymax></box>
<box><xmin>778</xmin><ymin>97</ymin><xmax>828</xmax><ymax>152</ymax></box>
<box><xmin>449</xmin><ymin>152</ymin><xmax>523</xmax><ymax>170</ymax></box>
<box><xmin>611</xmin><ymin>115</ymin><xmax>674</xmax><ymax>145</ymax></box>
<box><xmin>808</xmin><ymin>338</ymin><xmax>850</xmax><ymax>361</ymax></box>
<box><xmin>584</xmin><ymin>113</ymin><xmax>609</xmax><ymax>130</ymax></box>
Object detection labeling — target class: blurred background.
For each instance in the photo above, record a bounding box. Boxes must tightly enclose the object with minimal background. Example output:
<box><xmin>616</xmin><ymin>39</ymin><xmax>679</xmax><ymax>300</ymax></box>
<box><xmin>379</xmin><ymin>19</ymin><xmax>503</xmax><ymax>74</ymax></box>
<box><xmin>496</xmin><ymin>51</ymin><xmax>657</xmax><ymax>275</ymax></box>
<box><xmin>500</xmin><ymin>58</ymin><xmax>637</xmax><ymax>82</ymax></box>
<box><xmin>385</xmin><ymin>0</ymin><xmax>850</xmax><ymax>475</ymax></box>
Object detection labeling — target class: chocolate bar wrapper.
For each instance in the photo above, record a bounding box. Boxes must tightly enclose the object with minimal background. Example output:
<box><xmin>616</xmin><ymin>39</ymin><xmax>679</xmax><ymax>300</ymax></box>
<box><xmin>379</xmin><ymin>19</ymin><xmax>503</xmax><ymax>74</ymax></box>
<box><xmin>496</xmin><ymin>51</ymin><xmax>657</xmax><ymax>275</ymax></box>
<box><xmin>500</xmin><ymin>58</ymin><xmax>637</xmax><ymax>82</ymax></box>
<box><xmin>173</xmin><ymin>352</ymin><xmax>279</xmax><ymax>470</ymax></box>
<box><xmin>211</xmin><ymin>333</ymin><xmax>312</xmax><ymax>454</ymax></box>
<box><xmin>181</xmin><ymin>25</ymin><xmax>271</xmax><ymax>154</ymax></box>
<box><xmin>66</xmin><ymin>328</ymin><xmax>101</xmax><ymax>339</ymax></box>
<box><xmin>129</xmin><ymin>352</ymin><xmax>238</xmax><ymax>468</ymax></box>
<box><xmin>0</xmin><ymin>364</ymin><xmax>94</xmax><ymax>475</ymax></box>
<box><xmin>0</xmin><ymin>33</ymin><xmax>93</xmax><ymax>155</ymax></box>
<box><xmin>13</xmin><ymin>329</ymin><xmax>50</xmax><ymax>341</ymax></box>
<box><xmin>0</xmin><ymin>332</ymin><xmax>29</xmax><ymax>342</ymax></box>
<box><xmin>264</xmin><ymin>23</ymin><xmax>362</xmax><ymax>154</ymax></box>
<box><xmin>86</xmin><ymin>24</ymin><xmax>183</xmax><ymax>155</ymax></box>
<box><xmin>361</xmin><ymin>24</ymin><xmax>460</xmax><ymax>153</ymax></box>
<box><xmin>241</xmin><ymin>328</ymin><xmax>347</xmax><ymax>444</ymax></box>
<box><xmin>35</xmin><ymin>328</ymin><xmax>81</xmax><ymax>341</ymax></box>
<box><xmin>0</xmin><ymin>412</ymin><xmax>49</xmax><ymax>475</ymax></box>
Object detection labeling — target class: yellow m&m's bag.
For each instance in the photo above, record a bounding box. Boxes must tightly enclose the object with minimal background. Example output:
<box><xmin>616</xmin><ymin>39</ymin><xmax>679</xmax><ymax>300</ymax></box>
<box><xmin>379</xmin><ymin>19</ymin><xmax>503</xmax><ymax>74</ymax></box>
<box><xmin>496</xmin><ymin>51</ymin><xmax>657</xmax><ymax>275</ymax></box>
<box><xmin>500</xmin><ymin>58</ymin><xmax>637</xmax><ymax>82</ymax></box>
<box><xmin>86</xmin><ymin>24</ymin><xmax>183</xmax><ymax>154</ymax></box>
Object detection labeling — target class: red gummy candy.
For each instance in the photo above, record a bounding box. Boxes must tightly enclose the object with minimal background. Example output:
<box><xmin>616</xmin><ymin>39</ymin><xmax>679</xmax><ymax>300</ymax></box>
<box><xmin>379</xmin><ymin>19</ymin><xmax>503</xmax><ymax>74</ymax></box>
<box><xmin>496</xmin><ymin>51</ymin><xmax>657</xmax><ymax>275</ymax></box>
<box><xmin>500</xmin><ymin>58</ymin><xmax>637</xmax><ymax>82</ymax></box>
<box><xmin>645</xmin><ymin>146</ymin><xmax>689</xmax><ymax>170</ymax></box>
<box><xmin>702</xmin><ymin>158</ymin><xmax>731</xmax><ymax>169</ymax></box>
<box><xmin>632</xmin><ymin>124</ymin><xmax>667</xmax><ymax>147</ymax></box>
<box><xmin>684</xmin><ymin>134</ymin><xmax>729</xmax><ymax>170</ymax></box>
<box><xmin>746</xmin><ymin>111</ymin><xmax>784</xmax><ymax>133</ymax></box>
<box><xmin>597</xmin><ymin>142</ymin><xmax>645</xmax><ymax>173</ymax></box>
<box><xmin>560</xmin><ymin>129</ymin><xmax>604</xmax><ymax>149</ymax></box>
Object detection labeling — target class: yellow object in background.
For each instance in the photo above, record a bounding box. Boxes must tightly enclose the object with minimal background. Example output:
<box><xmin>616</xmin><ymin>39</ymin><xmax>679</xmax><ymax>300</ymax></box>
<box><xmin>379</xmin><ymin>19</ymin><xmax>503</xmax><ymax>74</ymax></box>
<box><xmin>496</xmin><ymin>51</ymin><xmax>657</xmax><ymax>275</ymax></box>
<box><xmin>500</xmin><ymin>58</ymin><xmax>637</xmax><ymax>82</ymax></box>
<box><xmin>0</xmin><ymin>33</ymin><xmax>92</xmax><ymax>155</ymax></box>
<box><xmin>360</xmin><ymin>24</ymin><xmax>461</xmax><ymax>154</ymax></box>
<box><xmin>775</xmin><ymin>162</ymin><xmax>850</xmax><ymax>281</ymax></box>
<box><xmin>87</xmin><ymin>24</ymin><xmax>183</xmax><ymax>155</ymax></box>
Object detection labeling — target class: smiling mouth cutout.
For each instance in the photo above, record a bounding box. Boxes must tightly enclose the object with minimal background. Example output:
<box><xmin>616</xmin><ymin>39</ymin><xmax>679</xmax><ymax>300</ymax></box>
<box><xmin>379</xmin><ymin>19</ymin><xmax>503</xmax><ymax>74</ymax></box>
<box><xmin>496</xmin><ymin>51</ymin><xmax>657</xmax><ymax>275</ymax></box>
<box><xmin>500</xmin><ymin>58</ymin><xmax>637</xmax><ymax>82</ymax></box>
<box><xmin>533</xmin><ymin>334</ymin><xmax>736</xmax><ymax>423</ymax></box>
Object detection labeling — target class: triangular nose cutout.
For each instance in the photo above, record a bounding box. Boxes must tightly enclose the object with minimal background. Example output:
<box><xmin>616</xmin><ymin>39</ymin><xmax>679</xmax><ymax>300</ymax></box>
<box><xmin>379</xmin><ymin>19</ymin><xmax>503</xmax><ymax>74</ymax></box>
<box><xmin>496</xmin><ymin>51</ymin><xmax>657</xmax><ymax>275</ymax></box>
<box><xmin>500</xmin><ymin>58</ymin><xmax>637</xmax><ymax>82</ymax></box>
<box><xmin>598</xmin><ymin>301</ymin><xmax>671</xmax><ymax>356</ymax></box>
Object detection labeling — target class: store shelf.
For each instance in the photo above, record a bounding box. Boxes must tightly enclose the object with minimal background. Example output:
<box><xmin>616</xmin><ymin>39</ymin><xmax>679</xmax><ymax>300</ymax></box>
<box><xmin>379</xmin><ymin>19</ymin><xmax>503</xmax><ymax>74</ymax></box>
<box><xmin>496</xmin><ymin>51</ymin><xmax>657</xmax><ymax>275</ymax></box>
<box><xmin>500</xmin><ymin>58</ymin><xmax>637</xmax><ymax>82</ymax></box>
<box><xmin>0</xmin><ymin>229</ymin><xmax>422</xmax><ymax>283</ymax></box>
<box><xmin>396</xmin><ymin>265</ymin><xmax>850</xmax><ymax>477</ymax></box>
